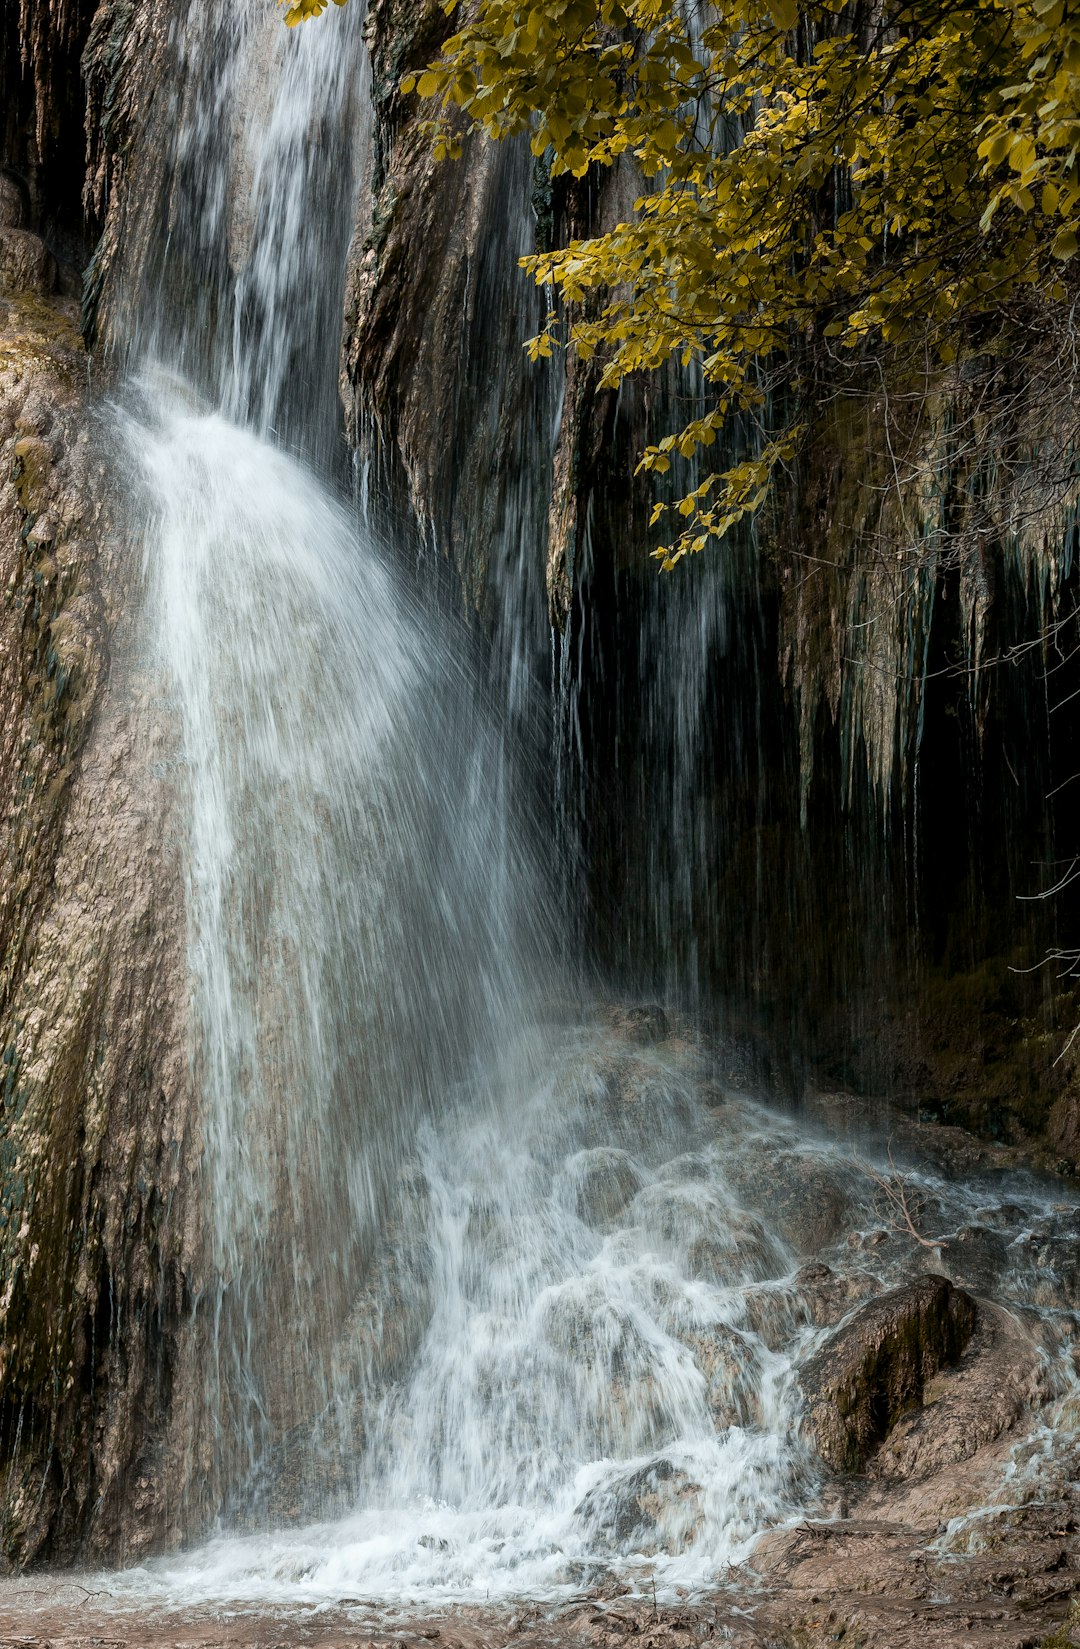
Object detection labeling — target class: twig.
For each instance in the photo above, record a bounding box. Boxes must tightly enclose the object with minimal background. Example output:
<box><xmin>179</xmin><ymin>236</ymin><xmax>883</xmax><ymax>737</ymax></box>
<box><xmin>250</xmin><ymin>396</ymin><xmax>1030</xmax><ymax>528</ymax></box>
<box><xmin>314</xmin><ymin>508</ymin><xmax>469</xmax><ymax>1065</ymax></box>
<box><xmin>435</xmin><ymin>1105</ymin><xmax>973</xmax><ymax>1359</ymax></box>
<box><xmin>861</xmin><ymin>1148</ymin><xmax>948</xmax><ymax>1251</ymax></box>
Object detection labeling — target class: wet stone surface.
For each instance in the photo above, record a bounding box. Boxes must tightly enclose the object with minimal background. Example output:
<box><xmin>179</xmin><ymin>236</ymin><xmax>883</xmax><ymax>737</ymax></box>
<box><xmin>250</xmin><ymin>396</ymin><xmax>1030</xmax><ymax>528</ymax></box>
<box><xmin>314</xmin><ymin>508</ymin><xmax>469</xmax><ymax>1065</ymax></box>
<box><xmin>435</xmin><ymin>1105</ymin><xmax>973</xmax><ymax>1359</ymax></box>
<box><xmin>1</xmin><ymin>1541</ymin><xmax>1079</xmax><ymax>1649</ymax></box>
<box><xmin>95</xmin><ymin>1017</ymin><xmax>1078</xmax><ymax>1624</ymax></box>
<box><xmin>797</xmin><ymin>1275</ymin><xmax>978</xmax><ymax>1473</ymax></box>
<box><xmin>3</xmin><ymin>1017</ymin><xmax>1080</xmax><ymax>1642</ymax></box>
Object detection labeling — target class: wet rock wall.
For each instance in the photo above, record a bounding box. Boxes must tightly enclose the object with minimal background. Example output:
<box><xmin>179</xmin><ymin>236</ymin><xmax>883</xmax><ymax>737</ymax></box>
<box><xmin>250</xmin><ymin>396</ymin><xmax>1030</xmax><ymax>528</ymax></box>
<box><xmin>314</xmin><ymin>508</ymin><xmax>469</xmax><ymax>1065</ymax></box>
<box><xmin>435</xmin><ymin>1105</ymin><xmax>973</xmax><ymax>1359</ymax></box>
<box><xmin>0</xmin><ymin>0</ymin><xmax>196</xmax><ymax>1564</ymax></box>
<box><xmin>343</xmin><ymin>10</ymin><xmax>1080</xmax><ymax>1159</ymax></box>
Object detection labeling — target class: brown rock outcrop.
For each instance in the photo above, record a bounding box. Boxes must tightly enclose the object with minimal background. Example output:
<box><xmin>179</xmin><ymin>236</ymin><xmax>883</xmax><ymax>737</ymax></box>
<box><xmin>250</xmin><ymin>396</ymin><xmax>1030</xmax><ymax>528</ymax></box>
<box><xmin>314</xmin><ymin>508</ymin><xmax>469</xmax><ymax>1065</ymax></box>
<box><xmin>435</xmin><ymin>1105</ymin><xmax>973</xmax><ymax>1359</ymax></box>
<box><xmin>865</xmin><ymin>1301</ymin><xmax>1050</xmax><ymax>1486</ymax></box>
<box><xmin>794</xmin><ymin>1261</ymin><xmax>884</xmax><ymax>1326</ymax></box>
<box><xmin>0</xmin><ymin>229</ymin><xmax>56</xmax><ymax>296</ymax></box>
<box><xmin>342</xmin><ymin>0</ymin><xmax>545</xmax><ymax>614</ymax></box>
<box><xmin>798</xmin><ymin>1274</ymin><xmax>977</xmax><ymax>1474</ymax></box>
<box><xmin>0</xmin><ymin>176</ymin><xmax>27</xmax><ymax>230</ymax></box>
<box><xmin>81</xmin><ymin>0</ymin><xmax>174</xmax><ymax>346</ymax></box>
<box><xmin>576</xmin><ymin>1457</ymin><xmax>705</xmax><ymax>1558</ymax></box>
<box><xmin>0</xmin><ymin>281</ymin><xmax>195</xmax><ymax>1565</ymax></box>
<box><xmin>342</xmin><ymin>1</ymin><xmax>652</xmax><ymax>630</ymax></box>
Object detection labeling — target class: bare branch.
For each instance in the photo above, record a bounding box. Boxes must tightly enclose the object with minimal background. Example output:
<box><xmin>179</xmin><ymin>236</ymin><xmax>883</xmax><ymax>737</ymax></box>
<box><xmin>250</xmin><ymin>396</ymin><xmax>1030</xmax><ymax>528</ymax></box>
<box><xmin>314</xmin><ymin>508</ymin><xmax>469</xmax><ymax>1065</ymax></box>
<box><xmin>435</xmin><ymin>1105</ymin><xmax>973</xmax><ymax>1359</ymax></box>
<box><xmin>858</xmin><ymin>1149</ymin><xmax>949</xmax><ymax>1251</ymax></box>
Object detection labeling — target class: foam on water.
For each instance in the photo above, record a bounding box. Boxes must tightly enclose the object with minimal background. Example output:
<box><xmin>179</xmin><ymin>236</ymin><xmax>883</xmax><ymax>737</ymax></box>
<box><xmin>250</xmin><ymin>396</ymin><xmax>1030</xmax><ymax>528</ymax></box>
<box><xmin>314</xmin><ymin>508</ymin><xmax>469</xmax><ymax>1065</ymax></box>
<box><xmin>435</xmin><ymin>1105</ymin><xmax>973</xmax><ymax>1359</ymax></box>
<box><xmin>98</xmin><ymin>1018</ymin><xmax>1079</xmax><ymax>1608</ymax></box>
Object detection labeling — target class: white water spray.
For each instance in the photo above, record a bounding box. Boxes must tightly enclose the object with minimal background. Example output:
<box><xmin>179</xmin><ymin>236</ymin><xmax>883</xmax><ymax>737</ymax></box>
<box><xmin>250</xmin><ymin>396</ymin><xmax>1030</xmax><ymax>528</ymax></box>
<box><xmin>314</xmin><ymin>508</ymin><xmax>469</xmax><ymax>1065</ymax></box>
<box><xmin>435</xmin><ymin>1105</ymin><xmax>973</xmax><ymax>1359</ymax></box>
<box><xmin>124</xmin><ymin>385</ymin><xmax>546</xmax><ymax>1506</ymax></box>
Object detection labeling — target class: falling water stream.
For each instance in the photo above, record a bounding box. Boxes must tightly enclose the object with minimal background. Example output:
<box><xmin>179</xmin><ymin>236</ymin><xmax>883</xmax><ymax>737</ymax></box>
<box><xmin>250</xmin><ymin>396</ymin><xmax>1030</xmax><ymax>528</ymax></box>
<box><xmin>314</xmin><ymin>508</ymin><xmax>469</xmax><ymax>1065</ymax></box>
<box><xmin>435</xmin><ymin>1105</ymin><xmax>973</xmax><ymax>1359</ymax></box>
<box><xmin>100</xmin><ymin>0</ymin><xmax>1080</xmax><ymax>1614</ymax></box>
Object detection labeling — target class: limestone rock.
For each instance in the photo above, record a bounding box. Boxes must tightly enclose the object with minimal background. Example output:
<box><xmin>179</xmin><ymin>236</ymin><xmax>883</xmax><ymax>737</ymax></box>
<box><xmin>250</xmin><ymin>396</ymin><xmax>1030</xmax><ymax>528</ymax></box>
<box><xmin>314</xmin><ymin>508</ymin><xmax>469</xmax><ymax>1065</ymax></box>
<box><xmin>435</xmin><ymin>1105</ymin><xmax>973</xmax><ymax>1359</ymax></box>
<box><xmin>629</xmin><ymin>1180</ymin><xmax>784</xmax><ymax>1286</ymax></box>
<box><xmin>1024</xmin><ymin>1228</ymin><xmax>1080</xmax><ymax>1311</ymax></box>
<box><xmin>740</xmin><ymin>1282</ymin><xmax>806</xmax><ymax>1350</ymax></box>
<box><xmin>938</xmin><ymin>1222</ymin><xmax>1011</xmax><ymax>1296</ymax></box>
<box><xmin>563</xmin><ymin>1146</ymin><xmax>644</xmax><ymax>1228</ymax></box>
<box><xmin>869</xmin><ymin>1302</ymin><xmax>1048</xmax><ymax>1482</ymax></box>
<box><xmin>798</xmin><ymin>1274</ymin><xmax>977</xmax><ymax>1473</ymax></box>
<box><xmin>602</xmin><ymin>1003</ymin><xmax>671</xmax><ymax>1046</ymax></box>
<box><xmin>737</xmin><ymin>1265</ymin><xmax>881</xmax><ymax>1355</ymax></box>
<box><xmin>0</xmin><ymin>285</ymin><xmax>195</xmax><ymax>1565</ymax></box>
<box><xmin>0</xmin><ymin>229</ymin><xmax>57</xmax><ymax>296</ymax></box>
<box><xmin>751</xmin><ymin>1504</ymin><xmax>1080</xmax><ymax>1648</ymax></box>
<box><xmin>343</xmin><ymin>0</ymin><xmax>644</xmax><ymax>628</ymax></box>
<box><xmin>794</xmin><ymin>1261</ymin><xmax>884</xmax><ymax>1326</ymax></box>
<box><xmin>678</xmin><ymin>1320</ymin><xmax>763</xmax><ymax>1429</ymax></box>
<box><xmin>0</xmin><ymin>175</ymin><xmax>28</xmax><ymax>229</ymax></box>
<box><xmin>1048</xmin><ymin>1090</ymin><xmax>1080</xmax><ymax>1170</ymax></box>
<box><xmin>340</xmin><ymin>30</ymin><xmax>538</xmax><ymax>614</ymax></box>
<box><xmin>576</xmin><ymin>1458</ymin><xmax>704</xmax><ymax>1556</ymax></box>
<box><xmin>722</xmin><ymin>1144</ymin><xmax>857</xmax><ymax>1257</ymax></box>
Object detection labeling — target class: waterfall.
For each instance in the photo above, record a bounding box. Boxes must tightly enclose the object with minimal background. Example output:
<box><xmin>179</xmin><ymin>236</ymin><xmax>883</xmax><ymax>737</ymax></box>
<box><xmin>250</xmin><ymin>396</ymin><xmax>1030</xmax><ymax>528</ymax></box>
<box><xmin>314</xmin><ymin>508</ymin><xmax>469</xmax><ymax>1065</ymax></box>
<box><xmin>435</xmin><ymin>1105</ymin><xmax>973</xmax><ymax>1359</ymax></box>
<box><xmin>109</xmin><ymin>1026</ymin><xmax>1079</xmax><ymax>1605</ymax></box>
<box><xmin>100</xmin><ymin>0</ymin><xmax>1080</xmax><ymax>1611</ymax></box>
<box><xmin>114</xmin><ymin>0</ymin><xmax>554</xmax><ymax>1527</ymax></box>
<box><xmin>124</xmin><ymin>387</ymin><xmax>550</xmax><ymax>1514</ymax></box>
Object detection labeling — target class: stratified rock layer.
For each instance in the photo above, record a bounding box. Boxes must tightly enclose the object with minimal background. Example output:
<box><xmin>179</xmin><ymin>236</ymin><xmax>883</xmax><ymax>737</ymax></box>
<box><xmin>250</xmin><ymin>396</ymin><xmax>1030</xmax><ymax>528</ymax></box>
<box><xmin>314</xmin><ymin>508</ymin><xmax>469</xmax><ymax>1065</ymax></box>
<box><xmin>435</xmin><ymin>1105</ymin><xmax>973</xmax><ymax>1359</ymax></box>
<box><xmin>0</xmin><ymin>267</ymin><xmax>194</xmax><ymax>1564</ymax></box>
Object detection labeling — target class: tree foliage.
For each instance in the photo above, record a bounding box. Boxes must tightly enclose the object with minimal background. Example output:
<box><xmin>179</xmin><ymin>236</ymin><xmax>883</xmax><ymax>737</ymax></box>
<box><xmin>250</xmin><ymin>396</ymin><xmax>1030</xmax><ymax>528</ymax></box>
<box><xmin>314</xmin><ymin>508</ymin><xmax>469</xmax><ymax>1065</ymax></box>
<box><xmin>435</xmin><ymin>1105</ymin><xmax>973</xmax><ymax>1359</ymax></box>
<box><xmin>290</xmin><ymin>0</ymin><xmax>1080</xmax><ymax>568</ymax></box>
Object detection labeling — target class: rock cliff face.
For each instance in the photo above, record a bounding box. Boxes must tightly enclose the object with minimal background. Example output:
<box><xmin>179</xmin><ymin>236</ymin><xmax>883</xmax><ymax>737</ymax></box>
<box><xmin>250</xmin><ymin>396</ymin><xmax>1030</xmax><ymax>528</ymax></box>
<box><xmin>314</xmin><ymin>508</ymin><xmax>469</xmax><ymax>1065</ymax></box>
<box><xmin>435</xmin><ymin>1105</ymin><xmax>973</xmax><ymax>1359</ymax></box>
<box><xmin>1</xmin><ymin>0</ymin><xmax>97</xmax><ymax>260</ymax></box>
<box><xmin>344</xmin><ymin>0</ymin><xmax>653</xmax><ymax>718</ymax></box>
<box><xmin>343</xmin><ymin>1</ymin><xmax>543</xmax><ymax>611</ymax></box>
<box><xmin>346</xmin><ymin>4</ymin><xmax>1080</xmax><ymax>1162</ymax></box>
<box><xmin>0</xmin><ymin>45</ymin><xmax>195</xmax><ymax>1563</ymax></box>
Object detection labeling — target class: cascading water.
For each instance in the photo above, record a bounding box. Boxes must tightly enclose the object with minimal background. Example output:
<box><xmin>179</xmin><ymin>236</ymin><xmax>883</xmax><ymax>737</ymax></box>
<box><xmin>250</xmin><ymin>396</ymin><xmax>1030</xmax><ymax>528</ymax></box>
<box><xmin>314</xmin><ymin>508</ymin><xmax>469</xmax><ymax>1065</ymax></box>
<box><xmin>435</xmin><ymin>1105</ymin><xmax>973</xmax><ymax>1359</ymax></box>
<box><xmin>125</xmin><ymin>388</ymin><xmax>551</xmax><ymax>1516</ymax></box>
<box><xmin>99</xmin><ymin>0</ymin><xmax>1080</xmax><ymax>1613</ymax></box>
<box><xmin>108</xmin><ymin>1015</ymin><xmax>1080</xmax><ymax>1606</ymax></box>
<box><xmin>113</xmin><ymin>0</ymin><xmax>557</xmax><ymax>1531</ymax></box>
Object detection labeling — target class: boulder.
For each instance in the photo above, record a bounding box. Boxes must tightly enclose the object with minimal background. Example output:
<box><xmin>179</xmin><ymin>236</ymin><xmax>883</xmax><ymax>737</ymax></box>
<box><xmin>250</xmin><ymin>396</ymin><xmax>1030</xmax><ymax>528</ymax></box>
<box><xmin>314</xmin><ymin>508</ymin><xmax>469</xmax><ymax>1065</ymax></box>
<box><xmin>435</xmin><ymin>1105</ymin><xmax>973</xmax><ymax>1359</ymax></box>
<box><xmin>0</xmin><ymin>173</ymin><xmax>27</xmax><ymax>229</ymax></box>
<box><xmin>1047</xmin><ymin>1090</ymin><xmax>1080</xmax><ymax>1170</ymax></box>
<box><xmin>0</xmin><ymin>228</ymin><xmax>57</xmax><ymax>296</ymax></box>
<box><xmin>739</xmin><ymin>1265</ymin><xmax>881</xmax><ymax>1353</ymax></box>
<box><xmin>679</xmin><ymin>1320</ymin><xmax>763</xmax><ymax>1428</ymax></box>
<box><xmin>1028</xmin><ymin>1231</ymin><xmax>1080</xmax><ymax>1311</ymax></box>
<box><xmin>869</xmin><ymin>1301</ymin><xmax>1048</xmax><ymax>1482</ymax></box>
<box><xmin>741</xmin><ymin>1282</ymin><xmax>805</xmax><ymax>1350</ymax></box>
<box><xmin>798</xmin><ymin>1274</ymin><xmax>977</xmax><ymax>1473</ymax></box>
<box><xmin>575</xmin><ymin>1457</ymin><xmax>704</xmax><ymax>1555</ymax></box>
<box><xmin>738</xmin><ymin>1259</ymin><xmax>883</xmax><ymax>1352</ymax></box>
<box><xmin>938</xmin><ymin>1222</ymin><xmax>1010</xmax><ymax>1295</ymax></box>
<box><xmin>541</xmin><ymin>1276</ymin><xmax>649</xmax><ymax>1372</ymax></box>
<box><xmin>563</xmin><ymin>1146</ymin><xmax>644</xmax><ymax>1228</ymax></box>
<box><xmin>723</xmin><ymin>1144</ymin><xmax>856</xmax><ymax>1256</ymax></box>
<box><xmin>793</xmin><ymin>1261</ymin><xmax>884</xmax><ymax>1327</ymax></box>
<box><xmin>602</xmin><ymin>1003</ymin><xmax>671</xmax><ymax>1045</ymax></box>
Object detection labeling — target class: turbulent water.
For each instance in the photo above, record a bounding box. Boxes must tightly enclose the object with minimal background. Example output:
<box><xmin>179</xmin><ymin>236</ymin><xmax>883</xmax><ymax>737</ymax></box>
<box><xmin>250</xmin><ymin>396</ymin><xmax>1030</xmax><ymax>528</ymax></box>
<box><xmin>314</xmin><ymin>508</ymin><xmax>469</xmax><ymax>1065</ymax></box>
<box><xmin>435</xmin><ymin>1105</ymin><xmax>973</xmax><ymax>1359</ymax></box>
<box><xmin>105</xmin><ymin>0</ymin><xmax>1080</xmax><ymax>1613</ymax></box>
<box><xmin>104</xmin><ymin>1019</ymin><xmax>1079</xmax><ymax>1605</ymax></box>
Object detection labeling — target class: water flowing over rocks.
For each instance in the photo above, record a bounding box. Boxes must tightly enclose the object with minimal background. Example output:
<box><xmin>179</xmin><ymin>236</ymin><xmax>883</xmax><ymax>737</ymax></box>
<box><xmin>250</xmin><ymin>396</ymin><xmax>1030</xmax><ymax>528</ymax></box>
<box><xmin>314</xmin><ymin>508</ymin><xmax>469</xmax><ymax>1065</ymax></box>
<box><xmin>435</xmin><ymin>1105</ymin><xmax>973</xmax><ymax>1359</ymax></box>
<box><xmin>797</xmin><ymin>1276</ymin><xmax>978</xmax><ymax>1474</ymax></box>
<box><xmin>40</xmin><ymin>1024</ymin><xmax>1070</xmax><ymax>1634</ymax></box>
<box><xmin>576</xmin><ymin>1459</ymin><xmax>706</xmax><ymax>1559</ymax></box>
<box><xmin>2</xmin><ymin>0</ymin><xmax>1080</xmax><ymax>1641</ymax></box>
